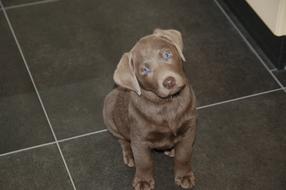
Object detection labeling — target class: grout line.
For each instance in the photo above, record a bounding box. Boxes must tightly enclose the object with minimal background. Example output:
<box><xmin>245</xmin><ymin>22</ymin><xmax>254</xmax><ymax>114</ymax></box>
<box><xmin>0</xmin><ymin>129</ymin><xmax>108</xmax><ymax>158</ymax></box>
<box><xmin>197</xmin><ymin>88</ymin><xmax>283</xmax><ymax>109</ymax></box>
<box><xmin>0</xmin><ymin>1</ymin><xmax>77</xmax><ymax>190</ymax></box>
<box><xmin>3</xmin><ymin>0</ymin><xmax>59</xmax><ymax>10</ymax></box>
<box><xmin>0</xmin><ymin>87</ymin><xmax>284</xmax><ymax>158</ymax></box>
<box><xmin>0</xmin><ymin>142</ymin><xmax>56</xmax><ymax>157</ymax></box>
<box><xmin>58</xmin><ymin>129</ymin><xmax>108</xmax><ymax>143</ymax></box>
<box><xmin>214</xmin><ymin>0</ymin><xmax>286</xmax><ymax>93</ymax></box>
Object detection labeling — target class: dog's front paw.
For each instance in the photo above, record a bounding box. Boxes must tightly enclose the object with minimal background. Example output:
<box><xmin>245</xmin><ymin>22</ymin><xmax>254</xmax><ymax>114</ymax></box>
<box><xmin>175</xmin><ymin>171</ymin><xmax>195</xmax><ymax>189</ymax></box>
<box><xmin>133</xmin><ymin>176</ymin><xmax>155</xmax><ymax>190</ymax></box>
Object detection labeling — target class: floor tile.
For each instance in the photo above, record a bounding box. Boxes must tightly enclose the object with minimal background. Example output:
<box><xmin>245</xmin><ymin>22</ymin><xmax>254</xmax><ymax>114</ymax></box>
<box><xmin>273</xmin><ymin>70</ymin><xmax>286</xmax><ymax>87</ymax></box>
<box><xmin>61</xmin><ymin>90</ymin><xmax>286</xmax><ymax>190</ymax></box>
<box><xmin>39</xmin><ymin>78</ymin><xmax>111</xmax><ymax>138</ymax></box>
<box><xmin>194</xmin><ymin>90</ymin><xmax>286</xmax><ymax>190</ymax></box>
<box><xmin>61</xmin><ymin>133</ymin><xmax>133</xmax><ymax>190</ymax></box>
<box><xmin>0</xmin><ymin>145</ymin><xmax>74</xmax><ymax>190</ymax></box>
<box><xmin>0</xmin><ymin>14</ymin><xmax>54</xmax><ymax>154</ymax></box>
<box><xmin>5</xmin><ymin>0</ymin><xmax>279</xmax><ymax>139</ymax></box>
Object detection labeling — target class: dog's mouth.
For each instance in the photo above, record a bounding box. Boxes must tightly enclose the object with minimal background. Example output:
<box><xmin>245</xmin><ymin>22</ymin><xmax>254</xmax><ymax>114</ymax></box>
<box><xmin>170</xmin><ymin>90</ymin><xmax>181</xmax><ymax>98</ymax></box>
<box><xmin>158</xmin><ymin>84</ymin><xmax>185</xmax><ymax>99</ymax></box>
<box><xmin>167</xmin><ymin>89</ymin><xmax>181</xmax><ymax>99</ymax></box>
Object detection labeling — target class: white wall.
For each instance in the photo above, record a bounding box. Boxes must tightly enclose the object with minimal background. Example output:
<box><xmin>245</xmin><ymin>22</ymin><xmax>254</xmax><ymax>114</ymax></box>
<box><xmin>246</xmin><ymin>0</ymin><xmax>286</xmax><ymax>36</ymax></box>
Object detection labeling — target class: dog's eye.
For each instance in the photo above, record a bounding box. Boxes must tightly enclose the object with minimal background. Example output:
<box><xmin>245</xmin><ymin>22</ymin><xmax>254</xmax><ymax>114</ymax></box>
<box><xmin>162</xmin><ymin>50</ymin><xmax>173</xmax><ymax>60</ymax></box>
<box><xmin>143</xmin><ymin>66</ymin><xmax>151</xmax><ymax>76</ymax></box>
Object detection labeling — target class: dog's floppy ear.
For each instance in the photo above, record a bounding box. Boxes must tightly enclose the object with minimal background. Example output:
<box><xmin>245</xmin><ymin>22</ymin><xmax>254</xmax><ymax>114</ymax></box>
<box><xmin>153</xmin><ymin>29</ymin><xmax>186</xmax><ymax>62</ymax></box>
<box><xmin>113</xmin><ymin>52</ymin><xmax>141</xmax><ymax>95</ymax></box>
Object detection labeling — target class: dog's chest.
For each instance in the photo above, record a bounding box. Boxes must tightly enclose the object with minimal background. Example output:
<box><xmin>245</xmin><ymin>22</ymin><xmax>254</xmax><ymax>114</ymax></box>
<box><xmin>144</xmin><ymin>120</ymin><xmax>189</xmax><ymax>149</ymax></box>
<box><xmin>136</xmin><ymin>103</ymin><xmax>190</xmax><ymax>149</ymax></box>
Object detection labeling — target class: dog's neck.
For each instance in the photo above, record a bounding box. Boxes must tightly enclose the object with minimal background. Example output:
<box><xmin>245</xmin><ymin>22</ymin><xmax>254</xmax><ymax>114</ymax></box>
<box><xmin>129</xmin><ymin>82</ymin><xmax>195</xmax><ymax>130</ymax></box>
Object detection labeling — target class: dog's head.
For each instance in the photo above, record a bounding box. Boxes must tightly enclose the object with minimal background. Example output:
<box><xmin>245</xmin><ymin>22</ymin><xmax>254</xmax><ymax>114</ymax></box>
<box><xmin>114</xmin><ymin>29</ymin><xmax>187</xmax><ymax>98</ymax></box>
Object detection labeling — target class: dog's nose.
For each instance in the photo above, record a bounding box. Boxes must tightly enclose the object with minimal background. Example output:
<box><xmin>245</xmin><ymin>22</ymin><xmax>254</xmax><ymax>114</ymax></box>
<box><xmin>163</xmin><ymin>76</ymin><xmax>176</xmax><ymax>89</ymax></box>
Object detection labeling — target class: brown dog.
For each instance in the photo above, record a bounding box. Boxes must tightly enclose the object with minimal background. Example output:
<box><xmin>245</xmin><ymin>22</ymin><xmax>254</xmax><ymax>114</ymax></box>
<box><xmin>103</xmin><ymin>29</ymin><xmax>197</xmax><ymax>190</ymax></box>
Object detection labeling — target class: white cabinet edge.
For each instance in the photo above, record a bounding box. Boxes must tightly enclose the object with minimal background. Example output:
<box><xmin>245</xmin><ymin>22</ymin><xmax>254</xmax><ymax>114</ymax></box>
<box><xmin>246</xmin><ymin>0</ymin><xmax>286</xmax><ymax>36</ymax></box>
<box><xmin>276</xmin><ymin>0</ymin><xmax>286</xmax><ymax>36</ymax></box>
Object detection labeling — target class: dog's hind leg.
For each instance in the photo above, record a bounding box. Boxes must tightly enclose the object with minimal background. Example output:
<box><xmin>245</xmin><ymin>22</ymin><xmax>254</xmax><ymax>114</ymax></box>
<box><xmin>119</xmin><ymin>139</ymin><xmax>135</xmax><ymax>167</ymax></box>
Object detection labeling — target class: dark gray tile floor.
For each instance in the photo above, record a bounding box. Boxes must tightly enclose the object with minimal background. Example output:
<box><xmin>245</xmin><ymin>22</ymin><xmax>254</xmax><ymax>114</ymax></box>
<box><xmin>195</xmin><ymin>91</ymin><xmax>286</xmax><ymax>190</ymax></box>
<box><xmin>0</xmin><ymin>14</ymin><xmax>53</xmax><ymax>154</ymax></box>
<box><xmin>0</xmin><ymin>0</ymin><xmax>285</xmax><ymax>189</ymax></box>
<box><xmin>0</xmin><ymin>145</ymin><xmax>74</xmax><ymax>190</ymax></box>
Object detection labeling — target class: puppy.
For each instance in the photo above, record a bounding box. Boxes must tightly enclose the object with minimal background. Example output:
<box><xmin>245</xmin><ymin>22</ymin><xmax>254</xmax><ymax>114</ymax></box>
<box><xmin>103</xmin><ymin>29</ymin><xmax>197</xmax><ymax>190</ymax></box>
